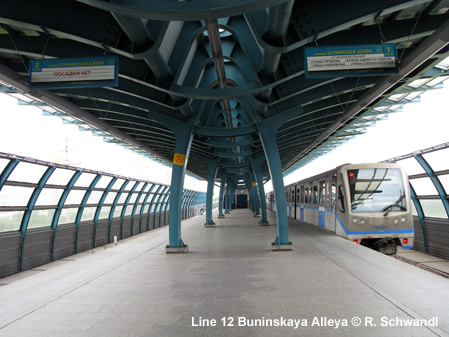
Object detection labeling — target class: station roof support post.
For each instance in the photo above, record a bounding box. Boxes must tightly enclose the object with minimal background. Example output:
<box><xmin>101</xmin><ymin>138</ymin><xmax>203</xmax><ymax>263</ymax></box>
<box><xmin>252</xmin><ymin>156</ymin><xmax>269</xmax><ymax>224</ymax></box>
<box><xmin>225</xmin><ymin>178</ymin><xmax>232</xmax><ymax>214</ymax></box>
<box><xmin>204</xmin><ymin>160</ymin><xmax>219</xmax><ymax>227</ymax></box>
<box><xmin>256</xmin><ymin>107</ymin><xmax>301</xmax><ymax>250</ymax></box>
<box><xmin>218</xmin><ymin>174</ymin><xmax>227</xmax><ymax>218</ymax></box>
<box><xmin>166</xmin><ymin>124</ymin><xmax>194</xmax><ymax>253</ymax></box>
<box><xmin>249</xmin><ymin>171</ymin><xmax>261</xmax><ymax>217</ymax></box>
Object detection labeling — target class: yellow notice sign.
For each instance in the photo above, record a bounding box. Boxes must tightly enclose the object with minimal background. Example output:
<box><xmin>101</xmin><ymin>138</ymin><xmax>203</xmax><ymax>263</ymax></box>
<box><xmin>173</xmin><ymin>153</ymin><xmax>186</xmax><ymax>166</ymax></box>
<box><xmin>252</xmin><ymin>182</ymin><xmax>257</xmax><ymax>187</ymax></box>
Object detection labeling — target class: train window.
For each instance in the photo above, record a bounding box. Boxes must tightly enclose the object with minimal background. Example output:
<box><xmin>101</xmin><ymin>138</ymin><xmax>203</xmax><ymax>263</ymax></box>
<box><xmin>319</xmin><ymin>180</ymin><xmax>325</xmax><ymax>204</ymax></box>
<box><xmin>291</xmin><ymin>189</ymin><xmax>294</xmax><ymax>203</ymax></box>
<box><xmin>296</xmin><ymin>189</ymin><xmax>300</xmax><ymax>203</ymax></box>
<box><xmin>332</xmin><ymin>184</ymin><xmax>336</xmax><ymax>207</ymax></box>
<box><xmin>313</xmin><ymin>185</ymin><xmax>318</xmax><ymax>204</ymax></box>
<box><xmin>338</xmin><ymin>182</ymin><xmax>345</xmax><ymax>213</ymax></box>
<box><xmin>300</xmin><ymin>185</ymin><xmax>305</xmax><ymax>203</ymax></box>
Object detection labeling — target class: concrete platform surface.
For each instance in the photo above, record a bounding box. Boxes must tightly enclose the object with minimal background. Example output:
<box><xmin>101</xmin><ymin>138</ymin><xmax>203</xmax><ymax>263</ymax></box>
<box><xmin>0</xmin><ymin>209</ymin><xmax>448</xmax><ymax>337</ymax></box>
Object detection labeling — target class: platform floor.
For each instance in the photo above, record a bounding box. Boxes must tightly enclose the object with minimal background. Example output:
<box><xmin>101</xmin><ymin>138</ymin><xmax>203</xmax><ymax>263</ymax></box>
<box><xmin>0</xmin><ymin>209</ymin><xmax>448</xmax><ymax>337</ymax></box>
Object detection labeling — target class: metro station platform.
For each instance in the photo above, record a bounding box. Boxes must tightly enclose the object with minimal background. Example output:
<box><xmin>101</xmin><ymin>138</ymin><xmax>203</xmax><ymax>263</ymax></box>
<box><xmin>0</xmin><ymin>209</ymin><xmax>448</xmax><ymax>337</ymax></box>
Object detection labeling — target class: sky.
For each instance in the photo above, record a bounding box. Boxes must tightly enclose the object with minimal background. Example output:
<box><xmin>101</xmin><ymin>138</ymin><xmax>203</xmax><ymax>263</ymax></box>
<box><xmin>0</xmin><ymin>80</ymin><xmax>448</xmax><ymax>194</ymax></box>
<box><xmin>270</xmin><ymin>81</ymin><xmax>449</xmax><ymax>191</ymax></box>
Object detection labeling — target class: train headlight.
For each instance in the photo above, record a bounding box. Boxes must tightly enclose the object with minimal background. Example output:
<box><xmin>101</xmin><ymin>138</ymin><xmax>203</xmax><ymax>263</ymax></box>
<box><xmin>393</xmin><ymin>218</ymin><xmax>400</xmax><ymax>224</ymax></box>
<box><xmin>352</xmin><ymin>217</ymin><xmax>359</xmax><ymax>223</ymax></box>
<box><xmin>360</xmin><ymin>219</ymin><xmax>366</xmax><ymax>225</ymax></box>
<box><xmin>400</xmin><ymin>216</ymin><xmax>407</xmax><ymax>223</ymax></box>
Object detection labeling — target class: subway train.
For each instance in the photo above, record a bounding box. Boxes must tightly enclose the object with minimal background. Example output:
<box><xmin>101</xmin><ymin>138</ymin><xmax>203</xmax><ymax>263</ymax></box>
<box><xmin>267</xmin><ymin>163</ymin><xmax>414</xmax><ymax>254</ymax></box>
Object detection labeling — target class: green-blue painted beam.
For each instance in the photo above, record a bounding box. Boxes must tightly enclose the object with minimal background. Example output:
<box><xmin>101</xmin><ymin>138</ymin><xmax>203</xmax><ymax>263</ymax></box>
<box><xmin>414</xmin><ymin>154</ymin><xmax>449</xmax><ymax>218</ymax></box>
<box><xmin>410</xmin><ymin>184</ymin><xmax>427</xmax><ymax>253</ymax></box>
<box><xmin>218</xmin><ymin>174</ymin><xmax>226</xmax><ymax>217</ymax></box>
<box><xmin>121</xmin><ymin>181</ymin><xmax>140</xmax><ymax>236</ymax></box>
<box><xmin>205</xmin><ymin>160</ymin><xmax>218</xmax><ymax>225</ymax></box>
<box><xmin>19</xmin><ymin>165</ymin><xmax>55</xmax><ymax>271</ymax></box>
<box><xmin>51</xmin><ymin>169</ymin><xmax>82</xmax><ymax>261</ymax></box>
<box><xmin>93</xmin><ymin>177</ymin><xmax>118</xmax><ymax>247</ymax></box>
<box><xmin>132</xmin><ymin>182</ymin><xmax>149</xmax><ymax>235</ymax></box>
<box><xmin>0</xmin><ymin>158</ymin><xmax>19</xmax><ymax>191</ymax></box>
<box><xmin>167</xmin><ymin>123</ymin><xmax>194</xmax><ymax>249</ymax></box>
<box><xmin>252</xmin><ymin>156</ymin><xmax>268</xmax><ymax>223</ymax></box>
<box><xmin>158</xmin><ymin>188</ymin><xmax>171</xmax><ymax>227</ymax></box>
<box><xmin>139</xmin><ymin>183</ymin><xmax>156</xmax><ymax>231</ymax></box>
<box><xmin>109</xmin><ymin>179</ymin><xmax>130</xmax><ymax>241</ymax></box>
<box><xmin>75</xmin><ymin>173</ymin><xmax>102</xmax><ymax>253</ymax></box>
<box><xmin>146</xmin><ymin>185</ymin><xmax>163</xmax><ymax>230</ymax></box>
<box><xmin>153</xmin><ymin>186</ymin><xmax>169</xmax><ymax>229</ymax></box>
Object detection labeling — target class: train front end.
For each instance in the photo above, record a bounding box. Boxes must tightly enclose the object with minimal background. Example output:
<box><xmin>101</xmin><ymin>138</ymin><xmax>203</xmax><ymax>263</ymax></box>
<box><xmin>337</xmin><ymin>164</ymin><xmax>414</xmax><ymax>254</ymax></box>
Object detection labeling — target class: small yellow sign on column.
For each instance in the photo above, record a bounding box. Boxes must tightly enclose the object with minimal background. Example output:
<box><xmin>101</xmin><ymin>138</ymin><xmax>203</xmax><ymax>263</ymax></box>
<box><xmin>173</xmin><ymin>153</ymin><xmax>186</xmax><ymax>166</ymax></box>
<box><xmin>252</xmin><ymin>182</ymin><xmax>257</xmax><ymax>187</ymax></box>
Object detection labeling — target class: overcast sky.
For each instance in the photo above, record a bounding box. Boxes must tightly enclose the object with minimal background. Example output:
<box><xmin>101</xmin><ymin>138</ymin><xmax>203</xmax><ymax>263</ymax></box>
<box><xmin>1</xmin><ymin>80</ymin><xmax>448</xmax><ymax>194</ymax></box>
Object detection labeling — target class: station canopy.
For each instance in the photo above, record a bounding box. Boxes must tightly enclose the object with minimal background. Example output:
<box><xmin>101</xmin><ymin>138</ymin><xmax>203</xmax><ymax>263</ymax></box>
<box><xmin>1</xmin><ymin>0</ymin><xmax>449</xmax><ymax>184</ymax></box>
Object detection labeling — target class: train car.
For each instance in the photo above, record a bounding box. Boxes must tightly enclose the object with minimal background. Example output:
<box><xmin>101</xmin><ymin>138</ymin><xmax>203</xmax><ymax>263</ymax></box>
<box><xmin>280</xmin><ymin>163</ymin><xmax>414</xmax><ymax>254</ymax></box>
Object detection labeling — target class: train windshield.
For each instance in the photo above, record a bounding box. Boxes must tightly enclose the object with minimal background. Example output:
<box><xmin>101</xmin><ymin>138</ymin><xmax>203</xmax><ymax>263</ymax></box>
<box><xmin>347</xmin><ymin>168</ymin><xmax>407</xmax><ymax>213</ymax></box>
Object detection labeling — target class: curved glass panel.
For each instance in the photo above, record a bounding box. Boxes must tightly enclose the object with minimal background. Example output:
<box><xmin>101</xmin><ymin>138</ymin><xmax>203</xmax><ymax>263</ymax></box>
<box><xmin>128</xmin><ymin>193</ymin><xmax>138</xmax><ymax>204</ymax></box>
<box><xmin>35</xmin><ymin>188</ymin><xmax>64</xmax><ymax>206</ymax></box>
<box><xmin>58</xmin><ymin>208</ymin><xmax>78</xmax><ymax>225</ymax></box>
<box><xmin>113</xmin><ymin>206</ymin><xmax>123</xmax><ymax>218</ymax></box>
<box><xmin>409</xmin><ymin>177</ymin><xmax>438</xmax><ymax>196</ymax></box>
<box><xmin>348</xmin><ymin>168</ymin><xmax>407</xmax><ymax>213</ymax></box>
<box><xmin>81</xmin><ymin>207</ymin><xmax>96</xmax><ymax>221</ymax></box>
<box><xmin>7</xmin><ymin>162</ymin><xmax>48</xmax><ymax>183</ymax></box>
<box><xmin>423</xmin><ymin>148</ymin><xmax>449</xmax><ymax>172</ymax></box>
<box><xmin>438</xmin><ymin>174</ymin><xmax>449</xmax><ymax>195</ymax></box>
<box><xmin>74</xmin><ymin>172</ymin><xmax>97</xmax><ymax>187</ymax></box>
<box><xmin>85</xmin><ymin>190</ymin><xmax>103</xmax><ymax>204</ymax></box>
<box><xmin>46</xmin><ymin>168</ymin><xmax>77</xmax><ymax>186</ymax></box>
<box><xmin>397</xmin><ymin>158</ymin><xmax>425</xmax><ymax>176</ymax></box>
<box><xmin>95</xmin><ymin>175</ymin><xmax>113</xmax><ymax>189</ymax></box>
<box><xmin>28</xmin><ymin>209</ymin><xmax>55</xmax><ymax>228</ymax></box>
<box><xmin>98</xmin><ymin>206</ymin><xmax>111</xmax><ymax>219</ymax></box>
<box><xmin>124</xmin><ymin>206</ymin><xmax>134</xmax><ymax>216</ymax></box>
<box><xmin>124</xmin><ymin>181</ymin><xmax>135</xmax><ymax>191</ymax></box>
<box><xmin>65</xmin><ymin>189</ymin><xmax>87</xmax><ymax>205</ymax></box>
<box><xmin>0</xmin><ymin>211</ymin><xmax>24</xmax><ymax>231</ymax></box>
<box><xmin>0</xmin><ymin>186</ymin><xmax>34</xmax><ymax>207</ymax></box>
<box><xmin>118</xmin><ymin>192</ymin><xmax>130</xmax><ymax>204</ymax></box>
<box><xmin>104</xmin><ymin>191</ymin><xmax>118</xmax><ymax>204</ymax></box>
<box><xmin>0</xmin><ymin>158</ymin><xmax>10</xmax><ymax>174</ymax></box>
<box><xmin>420</xmin><ymin>199</ymin><xmax>447</xmax><ymax>218</ymax></box>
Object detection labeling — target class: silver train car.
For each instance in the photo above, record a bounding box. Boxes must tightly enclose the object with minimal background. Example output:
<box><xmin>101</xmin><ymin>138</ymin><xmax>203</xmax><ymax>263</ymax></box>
<box><xmin>268</xmin><ymin>163</ymin><xmax>414</xmax><ymax>254</ymax></box>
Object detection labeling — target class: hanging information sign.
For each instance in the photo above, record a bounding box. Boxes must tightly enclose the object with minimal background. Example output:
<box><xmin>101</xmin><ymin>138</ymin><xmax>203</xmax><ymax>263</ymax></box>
<box><xmin>29</xmin><ymin>56</ymin><xmax>118</xmax><ymax>89</ymax></box>
<box><xmin>304</xmin><ymin>44</ymin><xmax>398</xmax><ymax>78</ymax></box>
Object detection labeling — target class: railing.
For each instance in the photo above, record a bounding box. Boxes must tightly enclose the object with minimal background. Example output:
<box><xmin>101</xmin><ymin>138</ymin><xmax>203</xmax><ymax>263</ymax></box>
<box><xmin>0</xmin><ymin>152</ymin><xmax>206</xmax><ymax>277</ymax></box>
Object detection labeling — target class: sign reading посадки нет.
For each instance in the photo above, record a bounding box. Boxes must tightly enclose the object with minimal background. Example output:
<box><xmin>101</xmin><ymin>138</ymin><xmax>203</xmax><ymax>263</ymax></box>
<box><xmin>29</xmin><ymin>56</ymin><xmax>118</xmax><ymax>89</ymax></box>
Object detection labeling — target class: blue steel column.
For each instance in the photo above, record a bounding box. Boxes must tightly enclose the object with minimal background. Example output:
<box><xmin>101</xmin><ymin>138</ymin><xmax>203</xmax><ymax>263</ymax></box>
<box><xmin>167</xmin><ymin>124</ymin><xmax>194</xmax><ymax>252</ymax></box>
<box><xmin>75</xmin><ymin>173</ymin><xmax>102</xmax><ymax>253</ymax></box>
<box><xmin>19</xmin><ymin>166</ymin><xmax>56</xmax><ymax>271</ymax></box>
<box><xmin>225</xmin><ymin>179</ymin><xmax>231</xmax><ymax>213</ymax></box>
<box><xmin>252</xmin><ymin>156</ymin><xmax>269</xmax><ymax>224</ymax></box>
<box><xmin>249</xmin><ymin>172</ymin><xmax>260</xmax><ymax>216</ymax></box>
<box><xmin>257</xmin><ymin>109</ymin><xmax>300</xmax><ymax>249</ymax></box>
<box><xmin>205</xmin><ymin>160</ymin><xmax>219</xmax><ymax>226</ymax></box>
<box><xmin>229</xmin><ymin>185</ymin><xmax>235</xmax><ymax>211</ymax></box>
<box><xmin>51</xmin><ymin>169</ymin><xmax>82</xmax><ymax>261</ymax></box>
<box><xmin>93</xmin><ymin>177</ymin><xmax>118</xmax><ymax>247</ymax></box>
<box><xmin>218</xmin><ymin>174</ymin><xmax>226</xmax><ymax>218</ymax></box>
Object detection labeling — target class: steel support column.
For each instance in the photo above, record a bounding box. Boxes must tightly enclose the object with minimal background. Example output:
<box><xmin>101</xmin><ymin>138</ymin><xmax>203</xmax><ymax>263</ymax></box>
<box><xmin>224</xmin><ymin>178</ymin><xmax>231</xmax><ymax>214</ymax></box>
<box><xmin>252</xmin><ymin>156</ymin><xmax>269</xmax><ymax>224</ymax></box>
<box><xmin>205</xmin><ymin>160</ymin><xmax>219</xmax><ymax>226</ymax></box>
<box><xmin>218</xmin><ymin>174</ymin><xmax>226</xmax><ymax>218</ymax></box>
<box><xmin>166</xmin><ymin>125</ymin><xmax>194</xmax><ymax>252</ymax></box>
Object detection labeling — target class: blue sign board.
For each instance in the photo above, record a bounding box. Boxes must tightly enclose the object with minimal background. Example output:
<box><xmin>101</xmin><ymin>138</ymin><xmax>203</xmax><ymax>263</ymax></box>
<box><xmin>304</xmin><ymin>44</ymin><xmax>398</xmax><ymax>78</ymax></box>
<box><xmin>29</xmin><ymin>56</ymin><xmax>118</xmax><ymax>89</ymax></box>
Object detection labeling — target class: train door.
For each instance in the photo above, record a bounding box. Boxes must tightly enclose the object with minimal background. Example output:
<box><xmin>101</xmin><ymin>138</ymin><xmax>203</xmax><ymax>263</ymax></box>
<box><xmin>335</xmin><ymin>172</ymin><xmax>348</xmax><ymax>237</ymax></box>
